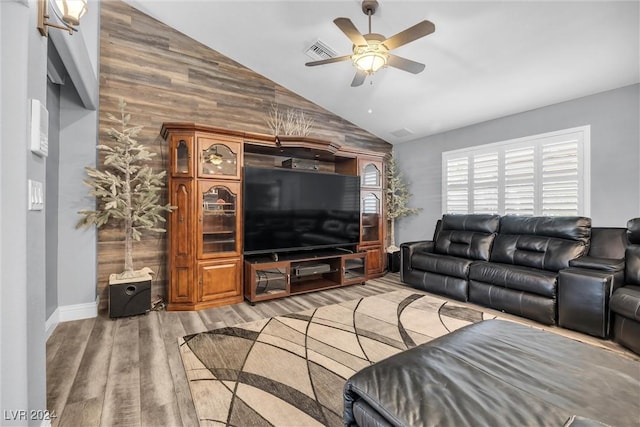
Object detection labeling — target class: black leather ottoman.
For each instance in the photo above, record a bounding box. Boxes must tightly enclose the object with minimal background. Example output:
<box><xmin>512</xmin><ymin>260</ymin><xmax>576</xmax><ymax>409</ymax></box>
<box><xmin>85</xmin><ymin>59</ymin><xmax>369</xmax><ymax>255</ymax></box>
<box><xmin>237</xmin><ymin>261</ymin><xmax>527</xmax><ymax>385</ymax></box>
<box><xmin>344</xmin><ymin>319</ymin><xmax>640</xmax><ymax>427</ymax></box>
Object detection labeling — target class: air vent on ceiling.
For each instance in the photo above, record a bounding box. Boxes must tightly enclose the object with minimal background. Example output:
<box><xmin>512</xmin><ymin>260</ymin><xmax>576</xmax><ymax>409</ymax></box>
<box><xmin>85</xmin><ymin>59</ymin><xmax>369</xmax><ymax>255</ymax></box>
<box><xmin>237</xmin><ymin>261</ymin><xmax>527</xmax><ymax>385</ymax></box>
<box><xmin>390</xmin><ymin>128</ymin><xmax>414</xmax><ymax>138</ymax></box>
<box><xmin>305</xmin><ymin>40</ymin><xmax>337</xmax><ymax>61</ymax></box>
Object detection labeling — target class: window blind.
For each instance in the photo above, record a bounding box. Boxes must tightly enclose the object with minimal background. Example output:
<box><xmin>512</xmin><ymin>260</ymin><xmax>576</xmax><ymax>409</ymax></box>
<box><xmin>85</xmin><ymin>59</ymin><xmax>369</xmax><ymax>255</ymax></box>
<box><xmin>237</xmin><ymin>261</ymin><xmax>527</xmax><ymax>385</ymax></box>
<box><xmin>442</xmin><ymin>126</ymin><xmax>589</xmax><ymax>216</ymax></box>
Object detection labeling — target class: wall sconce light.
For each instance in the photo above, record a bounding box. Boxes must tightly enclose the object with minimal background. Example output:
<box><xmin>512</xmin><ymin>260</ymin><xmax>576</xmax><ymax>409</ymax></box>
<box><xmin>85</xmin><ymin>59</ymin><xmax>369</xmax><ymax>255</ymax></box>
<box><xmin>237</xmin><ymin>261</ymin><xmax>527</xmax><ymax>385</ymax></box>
<box><xmin>37</xmin><ymin>0</ymin><xmax>88</xmax><ymax>36</ymax></box>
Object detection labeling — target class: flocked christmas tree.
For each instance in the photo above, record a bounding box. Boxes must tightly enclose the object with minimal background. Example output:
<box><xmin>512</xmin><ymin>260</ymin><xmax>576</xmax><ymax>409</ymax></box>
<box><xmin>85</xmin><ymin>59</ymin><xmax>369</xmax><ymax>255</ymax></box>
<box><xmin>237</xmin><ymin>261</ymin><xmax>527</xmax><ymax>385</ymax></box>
<box><xmin>77</xmin><ymin>99</ymin><xmax>174</xmax><ymax>280</ymax></box>
<box><xmin>385</xmin><ymin>154</ymin><xmax>422</xmax><ymax>252</ymax></box>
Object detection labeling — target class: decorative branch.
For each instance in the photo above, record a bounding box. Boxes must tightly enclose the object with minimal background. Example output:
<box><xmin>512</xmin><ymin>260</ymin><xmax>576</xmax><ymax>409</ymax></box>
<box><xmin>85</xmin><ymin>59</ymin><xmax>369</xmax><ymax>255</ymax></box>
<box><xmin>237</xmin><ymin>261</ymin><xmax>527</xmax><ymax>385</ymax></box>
<box><xmin>265</xmin><ymin>103</ymin><xmax>314</xmax><ymax>136</ymax></box>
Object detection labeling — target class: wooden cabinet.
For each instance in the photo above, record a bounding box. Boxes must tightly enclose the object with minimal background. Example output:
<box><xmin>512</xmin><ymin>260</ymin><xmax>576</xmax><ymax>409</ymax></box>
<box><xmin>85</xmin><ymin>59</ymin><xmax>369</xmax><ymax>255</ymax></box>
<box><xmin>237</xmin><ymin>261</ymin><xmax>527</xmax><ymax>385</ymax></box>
<box><xmin>163</xmin><ymin>122</ymin><xmax>389</xmax><ymax>309</ymax></box>
<box><xmin>198</xmin><ymin>258</ymin><xmax>243</xmax><ymax>303</ymax></box>
<box><xmin>358</xmin><ymin>157</ymin><xmax>385</xmax><ymax>277</ymax></box>
<box><xmin>164</xmin><ymin>124</ymin><xmax>244</xmax><ymax>310</ymax></box>
<box><xmin>244</xmin><ymin>251</ymin><xmax>366</xmax><ymax>304</ymax></box>
<box><xmin>169</xmin><ymin>179</ymin><xmax>195</xmax><ymax>304</ymax></box>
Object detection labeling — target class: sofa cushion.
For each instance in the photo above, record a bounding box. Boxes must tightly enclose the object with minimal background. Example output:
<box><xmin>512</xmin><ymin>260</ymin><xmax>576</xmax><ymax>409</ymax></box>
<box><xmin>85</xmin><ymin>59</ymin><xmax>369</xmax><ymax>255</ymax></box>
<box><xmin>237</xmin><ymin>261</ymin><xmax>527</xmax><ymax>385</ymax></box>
<box><xmin>499</xmin><ymin>215</ymin><xmax>592</xmax><ymax>243</ymax></box>
<box><xmin>411</xmin><ymin>252</ymin><xmax>472</xmax><ymax>280</ymax></box>
<box><xmin>588</xmin><ymin>227</ymin><xmax>628</xmax><ymax>259</ymax></box>
<box><xmin>490</xmin><ymin>216</ymin><xmax>590</xmax><ymax>271</ymax></box>
<box><xmin>434</xmin><ymin>214</ymin><xmax>500</xmax><ymax>261</ymax></box>
<box><xmin>469</xmin><ymin>261</ymin><xmax>557</xmax><ymax>297</ymax></box>
<box><xmin>610</xmin><ymin>285</ymin><xmax>640</xmax><ymax>322</ymax></box>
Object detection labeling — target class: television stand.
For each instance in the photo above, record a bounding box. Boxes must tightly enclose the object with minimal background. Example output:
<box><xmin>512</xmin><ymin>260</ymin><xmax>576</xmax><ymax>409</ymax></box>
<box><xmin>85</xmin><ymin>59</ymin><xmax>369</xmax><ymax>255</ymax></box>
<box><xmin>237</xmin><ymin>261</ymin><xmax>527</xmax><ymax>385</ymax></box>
<box><xmin>244</xmin><ymin>250</ymin><xmax>367</xmax><ymax>304</ymax></box>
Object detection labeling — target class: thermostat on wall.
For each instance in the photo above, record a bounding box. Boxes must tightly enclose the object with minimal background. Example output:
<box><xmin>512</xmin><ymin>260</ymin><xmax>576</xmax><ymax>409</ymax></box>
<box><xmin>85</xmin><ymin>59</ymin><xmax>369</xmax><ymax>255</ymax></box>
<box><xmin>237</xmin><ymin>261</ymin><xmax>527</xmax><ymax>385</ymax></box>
<box><xmin>30</xmin><ymin>99</ymin><xmax>49</xmax><ymax>157</ymax></box>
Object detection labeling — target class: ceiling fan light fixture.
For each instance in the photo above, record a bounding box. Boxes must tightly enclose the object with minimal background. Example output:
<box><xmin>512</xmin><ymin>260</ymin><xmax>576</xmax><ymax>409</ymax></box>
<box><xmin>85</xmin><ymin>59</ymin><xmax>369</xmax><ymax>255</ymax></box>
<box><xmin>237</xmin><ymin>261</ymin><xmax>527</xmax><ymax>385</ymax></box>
<box><xmin>353</xmin><ymin>51</ymin><xmax>387</xmax><ymax>73</ymax></box>
<box><xmin>352</xmin><ymin>42</ymin><xmax>388</xmax><ymax>74</ymax></box>
<box><xmin>305</xmin><ymin>1</ymin><xmax>434</xmax><ymax>86</ymax></box>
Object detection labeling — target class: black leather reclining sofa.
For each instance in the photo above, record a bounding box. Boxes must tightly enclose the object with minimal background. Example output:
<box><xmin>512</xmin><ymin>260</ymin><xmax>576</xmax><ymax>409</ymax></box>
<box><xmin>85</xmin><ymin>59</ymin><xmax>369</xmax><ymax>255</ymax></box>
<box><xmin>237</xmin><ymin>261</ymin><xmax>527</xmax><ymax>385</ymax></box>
<box><xmin>610</xmin><ymin>218</ymin><xmax>640</xmax><ymax>354</ymax></box>
<box><xmin>401</xmin><ymin>214</ymin><xmax>591</xmax><ymax>325</ymax></box>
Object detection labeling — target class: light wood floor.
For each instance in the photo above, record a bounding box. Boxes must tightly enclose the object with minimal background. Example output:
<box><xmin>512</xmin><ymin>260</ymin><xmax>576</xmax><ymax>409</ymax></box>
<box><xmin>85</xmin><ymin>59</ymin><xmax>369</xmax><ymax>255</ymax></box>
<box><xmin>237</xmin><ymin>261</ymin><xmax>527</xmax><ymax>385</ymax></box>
<box><xmin>46</xmin><ymin>274</ymin><xmax>405</xmax><ymax>427</ymax></box>
<box><xmin>46</xmin><ymin>273</ymin><xmax>636</xmax><ymax>427</ymax></box>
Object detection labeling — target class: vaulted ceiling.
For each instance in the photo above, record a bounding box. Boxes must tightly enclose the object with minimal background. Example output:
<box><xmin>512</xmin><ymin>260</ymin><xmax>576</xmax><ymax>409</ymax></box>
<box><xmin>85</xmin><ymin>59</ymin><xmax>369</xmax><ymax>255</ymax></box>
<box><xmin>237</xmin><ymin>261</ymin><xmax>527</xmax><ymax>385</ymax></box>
<box><xmin>124</xmin><ymin>1</ymin><xmax>639</xmax><ymax>144</ymax></box>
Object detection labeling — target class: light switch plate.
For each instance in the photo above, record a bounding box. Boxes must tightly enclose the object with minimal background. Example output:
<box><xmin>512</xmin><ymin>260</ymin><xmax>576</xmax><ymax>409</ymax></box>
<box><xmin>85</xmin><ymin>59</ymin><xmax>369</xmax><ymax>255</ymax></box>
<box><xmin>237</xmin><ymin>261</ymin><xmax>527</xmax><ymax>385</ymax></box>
<box><xmin>30</xmin><ymin>99</ymin><xmax>49</xmax><ymax>157</ymax></box>
<box><xmin>28</xmin><ymin>180</ymin><xmax>44</xmax><ymax>211</ymax></box>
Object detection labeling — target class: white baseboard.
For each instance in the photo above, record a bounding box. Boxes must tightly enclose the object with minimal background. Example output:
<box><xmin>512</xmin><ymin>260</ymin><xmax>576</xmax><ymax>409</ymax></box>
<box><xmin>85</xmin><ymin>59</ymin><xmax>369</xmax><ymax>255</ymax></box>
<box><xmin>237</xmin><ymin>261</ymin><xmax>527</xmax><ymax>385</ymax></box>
<box><xmin>45</xmin><ymin>308</ymin><xmax>60</xmax><ymax>340</ymax></box>
<box><xmin>45</xmin><ymin>297</ymin><xmax>99</xmax><ymax>340</ymax></box>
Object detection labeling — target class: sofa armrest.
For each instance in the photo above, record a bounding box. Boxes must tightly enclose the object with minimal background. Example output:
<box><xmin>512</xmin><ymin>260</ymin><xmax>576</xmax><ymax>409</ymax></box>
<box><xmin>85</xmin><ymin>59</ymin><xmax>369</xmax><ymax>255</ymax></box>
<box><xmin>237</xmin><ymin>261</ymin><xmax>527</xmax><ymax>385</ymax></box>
<box><xmin>569</xmin><ymin>256</ymin><xmax>624</xmax><ymax>272</ymax></box>
<box><xmin>400</xmin><ymin>241</ymin><xmax>434</xmax><ymax>267</ymax></box>
<box><xmin>400</xmin><ymin>241</ymin><xmax>434</xmax><ymax>282</ymax></box>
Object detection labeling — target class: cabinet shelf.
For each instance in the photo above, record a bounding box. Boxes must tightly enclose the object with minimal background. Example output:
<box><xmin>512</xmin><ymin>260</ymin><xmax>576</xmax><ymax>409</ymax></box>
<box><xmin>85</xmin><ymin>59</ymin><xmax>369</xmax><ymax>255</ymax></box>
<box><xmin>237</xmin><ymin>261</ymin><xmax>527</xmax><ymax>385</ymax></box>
<box><xmin>203</xmin><ymin>210</ymin><xmax>236</xmax><ymax>214</ymax></box>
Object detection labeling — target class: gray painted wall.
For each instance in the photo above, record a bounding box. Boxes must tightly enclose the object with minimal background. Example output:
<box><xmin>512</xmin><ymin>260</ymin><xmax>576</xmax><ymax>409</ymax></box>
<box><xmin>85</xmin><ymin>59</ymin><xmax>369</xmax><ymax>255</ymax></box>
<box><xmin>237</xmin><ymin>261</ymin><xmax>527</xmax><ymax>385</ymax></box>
<box><xmin>46</xmin><ymin>80</ymin><xmax>61</xmax><ymax>319</ymax></box>
<box><xmin>54</xmin><ymin>0</ymin><xmax>99</xmax><ymax>310</ymax></box>
<box><xmin>1</xmin><ymin>0</ymin><xmax>99</xmax><ymax>423</ymax></box>
<box><xmin>1</xmin><ymin>1</ymin><xmax>47</xmax><ymax>424</ymax></box>
<box><xmin>57</xmin><ymin>83</ymin><xmax>98</xmax><ymax>307</ymax></box>
<box><xmin>395</xmin><ymin>84</ymin><xmax>640</xmax><ymax>244</ymax></box>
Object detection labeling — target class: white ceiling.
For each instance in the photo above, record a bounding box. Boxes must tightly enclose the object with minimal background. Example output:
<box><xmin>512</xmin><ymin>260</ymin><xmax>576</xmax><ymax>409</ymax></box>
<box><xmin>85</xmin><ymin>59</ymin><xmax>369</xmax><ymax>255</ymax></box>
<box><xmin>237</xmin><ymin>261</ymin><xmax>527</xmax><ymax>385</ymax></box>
<box><xmin>124</xmin><ymin>1</ymin><xmax>640</xmax><ymax>144</ymax></box>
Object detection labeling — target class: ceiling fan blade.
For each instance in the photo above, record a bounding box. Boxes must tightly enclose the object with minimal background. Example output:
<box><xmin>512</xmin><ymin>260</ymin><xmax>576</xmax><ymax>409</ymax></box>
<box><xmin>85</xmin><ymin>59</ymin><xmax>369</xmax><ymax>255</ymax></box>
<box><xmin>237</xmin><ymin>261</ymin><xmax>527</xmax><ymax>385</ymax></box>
<box><xmin>387</xmin><ymin>54</ymin><xmax>425</xmax><ymax>74</ymax></box>
<box><xmin>305</xmin><ymin>55</ymin><xmax>352</xmax><ymax>67</ymax></box>
<box><xmin>382</xmin><ymin>20</ymin><xmax>435</xmax><ymax>51</ymax></box>
<box><xmin>351</xmin><ymin>69</ymin><xmax>368</xmax><ymax>87</ymax></box>
<box><xmin>334</xmin><ymin>17</ymin><xmax>368</xmax><ymax>46</ymax></box>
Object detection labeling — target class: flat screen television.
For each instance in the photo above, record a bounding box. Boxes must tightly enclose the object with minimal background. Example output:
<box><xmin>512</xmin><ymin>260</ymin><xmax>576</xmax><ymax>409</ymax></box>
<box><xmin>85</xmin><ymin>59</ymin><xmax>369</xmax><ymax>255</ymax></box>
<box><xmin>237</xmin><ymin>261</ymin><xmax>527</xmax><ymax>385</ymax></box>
<box><xmin>243</xmin><ymin>166</ymin><xmax>361</xmax><ymax>255</ymax></box>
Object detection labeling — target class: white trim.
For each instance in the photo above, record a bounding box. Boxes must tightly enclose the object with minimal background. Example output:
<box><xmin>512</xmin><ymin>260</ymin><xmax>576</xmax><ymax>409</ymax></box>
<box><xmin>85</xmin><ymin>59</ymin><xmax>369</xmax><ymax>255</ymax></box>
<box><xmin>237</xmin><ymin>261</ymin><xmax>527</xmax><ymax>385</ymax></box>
<box><xmin>45</xmin><ymin>308</ymin><xmax>59</xmax><ymax>340</ymax></box>
<box><xmin>582</xmin><ymin>126</ymin><xmax>592</xmax><ymax>217</ymax></box>
<box><xmin>45</xmin><ymin>296</ymin><xmax>99</xmax><ymax>340</ymax></box>
<box><xmin>442</xmin><ymin>126</ymin><xmax>590</xmax><ymax>157</ymax></box>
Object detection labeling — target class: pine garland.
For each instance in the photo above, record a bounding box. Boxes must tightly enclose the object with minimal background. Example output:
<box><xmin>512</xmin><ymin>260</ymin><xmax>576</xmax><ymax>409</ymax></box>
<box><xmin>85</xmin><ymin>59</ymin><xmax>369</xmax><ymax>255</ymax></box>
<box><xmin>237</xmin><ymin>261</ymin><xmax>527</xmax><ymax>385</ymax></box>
<box><xmin>77</xmin><ymin>99</ymin><xmax>175</xmax><ymax>277</ymax></box>
<box><xmin>385</xmin><ymin>154</ymin><xmax>421</xmax><ymax>252</ymax></box>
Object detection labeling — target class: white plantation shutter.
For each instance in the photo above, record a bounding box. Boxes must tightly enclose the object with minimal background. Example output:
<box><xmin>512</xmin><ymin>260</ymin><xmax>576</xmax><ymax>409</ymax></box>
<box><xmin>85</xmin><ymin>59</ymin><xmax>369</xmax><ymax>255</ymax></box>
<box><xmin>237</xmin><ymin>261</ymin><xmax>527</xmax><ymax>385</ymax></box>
<box><xmin>504</xmin><ymin>146</ymin><xmax>535</xmax><ymax>215</ymax></box>
<box><xmin>472</xmin><ymin>152</ymin><xmax>499</xmax><ymax>213</ymax></box>
<box><xmin>541</xmin><ymin>137</ymin><xmax>580</xmax><ymax>215</ymax></box>
<box><xmin>445</xmin><ymin>157</ymin><xmax>469</xmax><ymax>214</ymax></box>
<box><xmin>443</xmin><ymin>126</ymin><xmax>589</xmax><ymax>216</ymax></box>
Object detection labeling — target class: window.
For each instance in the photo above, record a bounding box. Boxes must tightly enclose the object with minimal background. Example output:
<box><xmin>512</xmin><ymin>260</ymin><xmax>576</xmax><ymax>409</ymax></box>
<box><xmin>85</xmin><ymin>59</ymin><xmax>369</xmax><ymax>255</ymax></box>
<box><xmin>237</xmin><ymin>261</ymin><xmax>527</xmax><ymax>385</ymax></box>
<box><xmin>442</xmin><ymin>126</ymin><xmax>590</xmax><ymax>216</ymax></box>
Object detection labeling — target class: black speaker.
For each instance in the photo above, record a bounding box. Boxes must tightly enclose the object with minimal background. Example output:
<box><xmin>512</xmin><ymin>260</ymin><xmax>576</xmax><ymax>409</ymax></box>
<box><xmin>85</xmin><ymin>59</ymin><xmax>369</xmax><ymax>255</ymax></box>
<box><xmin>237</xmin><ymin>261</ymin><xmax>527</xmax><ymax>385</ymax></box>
<box><xmin>281</xmin><ymin>158</ymin><xmax>320</xmax><ymax>170</ymax></box>
<box><xmin>108</xmin><ymin>280</ymin><xmax>151</xmax><ymax>318</ymax></box>
<box><xmin>387</xmin><ymin>251</ymin><xmax>401</xmax><ymax>273</ymax></box>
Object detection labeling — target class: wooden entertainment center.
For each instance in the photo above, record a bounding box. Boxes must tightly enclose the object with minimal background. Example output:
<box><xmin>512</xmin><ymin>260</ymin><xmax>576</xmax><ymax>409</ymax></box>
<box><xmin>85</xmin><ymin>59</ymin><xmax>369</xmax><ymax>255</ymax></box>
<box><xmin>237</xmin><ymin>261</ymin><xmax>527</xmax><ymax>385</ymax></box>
<box><xmin>161</xmin><ymin>123</ymin><xmax>386</xmax><ymax>310</ymax></box>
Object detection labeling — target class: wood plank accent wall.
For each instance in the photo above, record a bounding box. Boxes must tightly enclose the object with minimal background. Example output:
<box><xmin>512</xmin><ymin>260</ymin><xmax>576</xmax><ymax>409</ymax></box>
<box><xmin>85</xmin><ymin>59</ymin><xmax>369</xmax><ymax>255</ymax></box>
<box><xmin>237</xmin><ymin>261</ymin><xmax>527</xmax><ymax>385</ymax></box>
<box><xmin>97</xmin><ymin>1</ymin><xmax>392</xmax><ymax>306</ymax></box>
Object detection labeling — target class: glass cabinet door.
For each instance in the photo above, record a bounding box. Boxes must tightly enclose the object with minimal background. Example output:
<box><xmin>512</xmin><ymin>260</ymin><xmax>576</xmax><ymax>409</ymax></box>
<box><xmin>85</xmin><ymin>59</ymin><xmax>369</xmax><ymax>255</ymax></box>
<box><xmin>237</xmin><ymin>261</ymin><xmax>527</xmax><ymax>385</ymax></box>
<box><xmin>199</xmin><ymin>182</ymin><xmax>241</xmax><ymax>257</ymax></box>
<box><xmin>361</xmin><ymin>161</ymin><xmax>382</xmax><ymax>188</ymax></box>
<box><xmin>248</xmin><ymin>262</ymin><xmax>290</xmax><ymax>302</ymax></box>
<box><xmin>170</xmin><ymin>135</ymin><xmax>193</xmax><ymax>177</ymax></box>
<box><xmin>198</xmin><ymin>137</ymin><xmax>241</xmax><ymax>179</ymax></box>
<box><xmin>361</xmin><ymin>191</ymin><xmax>381</xmax><ymax>244</ymax></box>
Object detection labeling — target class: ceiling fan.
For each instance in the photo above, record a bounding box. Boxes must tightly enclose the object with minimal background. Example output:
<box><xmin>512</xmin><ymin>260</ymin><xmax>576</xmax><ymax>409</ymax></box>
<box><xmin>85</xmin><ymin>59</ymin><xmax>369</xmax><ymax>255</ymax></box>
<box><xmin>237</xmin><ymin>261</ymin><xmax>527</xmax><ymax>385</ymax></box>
<box><xmin>305</xmin><ymin>0</ymin><xmax>435</xmax><ymax>87</ymax></box>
